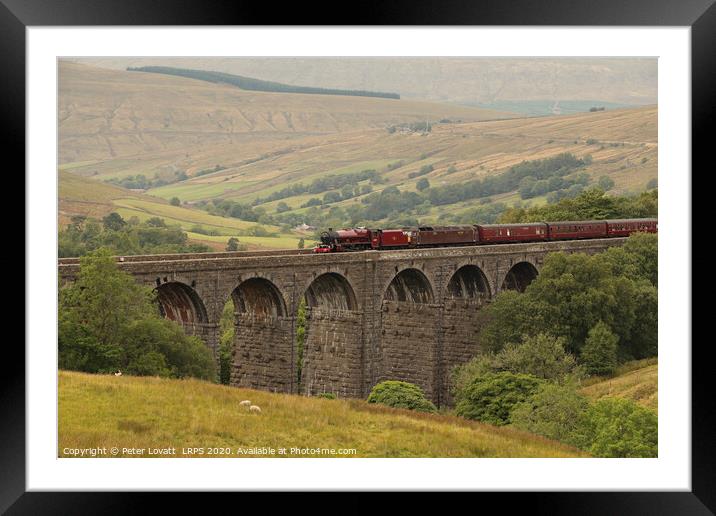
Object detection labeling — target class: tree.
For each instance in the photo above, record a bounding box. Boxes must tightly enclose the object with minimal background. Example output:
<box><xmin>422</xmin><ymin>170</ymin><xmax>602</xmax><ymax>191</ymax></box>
<box><xmin>367</xmin><ymin>380</ymin><xmax>437</xmax><ymax>413</ymax></box>
<box><xmin>451</xmin><ymin>333</ymin><xmax>581</xmax><ymax>397</ymax></box>
<box><xmin>218</xmin><ymin>301</ymin><xmax>235</xmax><ymax>385</ymax></box>
<box><xmin>416</xmin><ymin>177</ymin><xmax>430</xmax><ymax>191</ymax></box>
<box><xmin>121</xmin><ymin>318</ymin><xmax>216</xmax><ymax>380</ymax></box>
<box><xmin>510</xmin><ymin>383</ymin><xmax>589</xmax><ymax>445</ymax></box>
<box><xmin>170</xmin><ymin>197</ymin><xmax>181</xmax><ymax>206</ymax></box>
<box><xmin>59</xmin><ymin>248</ymin><xmax>155</xmax><ymax>372</ymax></box>
<box><xmin>494</xmin><ymin>333</ymin><xmax>581</xmax><ymax>381</ymax></box>
<box><xmin>146</xmin><ymin>217</ymin><xmax>166</xmax><ymax>227</ymax></box>
<box><xmin>297</xmin><ymin>238</ymin><xmax>305</xmax><ymax>249</ymax></box>
<box><xmin>226</xmin><ymin>237</ymin><xmax>240</xmax><ymax>252</ymax></box>
<box><xmin>597</xmin><ymin>175</ymin><xmax>615</xmax><ymax>191</ymax></box>
<box><xmin>102</xmin><ymin>212</ymin><xmax>126</xmax><ymax>231</ymax></box>
<box><xmin>581</xmin><ymin>322</ymin><xmax>619</xmax><ymax>376</ymax></box>
<box><xmin>276</xmin><ymin>201</ymin><xmax>291</xmax><ymax>213</ymax></box>
<box><xmin>573</xmin><ymin>398</ymin><xmax>657</xmax><ymax>457</ymax></box>
<box><xmin>513</xmin><ymin>252</ymin><xmax>639</xmax><ymax>355</ymax></box>
<box><xmin>454</xmin><ymin>372</ymin><xmax>544</xmax><ymax>425</ymax></box>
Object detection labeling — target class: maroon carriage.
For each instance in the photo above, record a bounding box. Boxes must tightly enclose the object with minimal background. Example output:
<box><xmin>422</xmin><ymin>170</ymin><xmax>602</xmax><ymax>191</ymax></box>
<box><xmin>547</xmin><ymin>220</ymin><xmax>608</xmax><ymax>240</ymax></box>
<box><xmin>413</xmin><ymin>226</ymin><xmax>478</xmax><ymax>247</ymax></box>
<box><xmin>477</xmin><ymin>223</ymin><xmax>549</xmax><ymax>244</ymax></box>
<box><xmin>605</xmin><ymin>218</ymin><xmax>658</xmax><ymax>237</ymax></box>
<box><xmin>376</xmin><ymin>229</ymin><xmax>411</xmax><ymax>248</ymax></box>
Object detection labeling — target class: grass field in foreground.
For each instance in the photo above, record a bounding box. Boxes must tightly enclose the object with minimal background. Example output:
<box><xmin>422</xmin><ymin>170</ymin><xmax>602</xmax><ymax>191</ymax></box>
<box><xmin>580</xmin><ymin>358</ymin><xmax>658</xmax><ymax>412</ymax></box>
<box><xmin>58</xmin><ymin>370</ymin><xmax>587</xmax><ymax>458</ymax></box>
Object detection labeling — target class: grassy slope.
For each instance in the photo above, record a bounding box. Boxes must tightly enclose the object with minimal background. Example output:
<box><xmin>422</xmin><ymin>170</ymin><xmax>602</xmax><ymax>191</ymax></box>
<box><xmin>580</xmin><ymin>359</ymin><xmax>658</xmax><ymax>412</ymax></box>
<box><xmin>59</xmin><ymin>171</ymin><xmax>299</xmax><ymax>251</ymax></box>
<box><xmin>59</xmin><ymin>60</ymin><xmax>511</xmax><ymax>165</ymax></box>
<box><xmin>58</xmin><ymin>371</ymin><xmax>586</xmax><ymax>458</ymax></box>
<box><xmin>143</xmin><ymin>106</ymin><xmax>658</xmax><ymax>218</ymax></box>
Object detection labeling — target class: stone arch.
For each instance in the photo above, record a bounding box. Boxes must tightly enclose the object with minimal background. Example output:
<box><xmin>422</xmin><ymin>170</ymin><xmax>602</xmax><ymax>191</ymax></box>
<box><xmin>155</xmin><ymin>281</ymin><xmax>208</xmax><ymax>324</ymax></box>
<box><xmin>305</xmin><ymin>272</ymin><xmax>358</xmax><ymax>311</ymax></box>
<box><xmin>384</xmin><ymin>268</ymin><xmax>434</xmax><ymax>304</ymax></box>
<box><xmin>298</xmin><ymin>272</ymin><xmax>363</xmax><ymax>398</ymax></box>
<box><xmin>229</xmin><ymin>277</ymin><xmax>292</xmax><ymax>393</ymax></box>
<box><xmin>231</xmin><ymin>277</ymin><xmax>286</xmax><ymax>318</ymax></box>
<box><xmin>446</xmin><ymin>264</ymin><xmax>492</xmax><ymax>299</ymax></box>
<box><xmin>501</xmin><ymin>261</ymin><xmax>539</xmax><ymax>293</ymax></box>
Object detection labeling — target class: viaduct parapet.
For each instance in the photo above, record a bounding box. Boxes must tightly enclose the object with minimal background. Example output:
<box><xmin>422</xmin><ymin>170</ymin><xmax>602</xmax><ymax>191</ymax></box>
<box><xmin>58</xmin><ymin>238</ymin><xmax>625</xmax><ymax>406</ymax></box>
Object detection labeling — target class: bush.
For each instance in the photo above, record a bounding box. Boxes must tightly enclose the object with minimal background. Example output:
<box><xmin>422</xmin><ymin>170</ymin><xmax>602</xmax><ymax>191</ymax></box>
<box><xmin>451</xmin><ymin>333</ymin><xmax>581</xmax><ymax>397</ymax></box>
<box><xmin>454</xmin><ymin>372</ymin><xmax>544</xmax><ymax>425</ymax></box>
<box><xmin>574</xmin><ymin>398</ymin><xmax>657</xmax><ymax>457</ymax></box>
<box><xmin>121</xmin><ymin>318</ymin><xmax>216</xmax><ymax>380</ymax></box>
<box><xmin>367</xmin><ymin>381</ymin><xmax>437</xmax><ymax>413</ymax></box>
<box><xmin>316</xmin><ymin>392</ymin><xmax>337</xmax><ymax>400</ymax></box>
<box><xmin>510</xmin><ymin>383</ymin><xmax>589</xmax><ymax>445</ymax></box>
<box><xmin>581</xmin><ymin>322</ymin><xmax>619</xmax><ymax>376</ymax></box>
<box><xmin>494</xmin><ymin>333</ymin><xmax>581</xmax><ymax>381</ymax></box>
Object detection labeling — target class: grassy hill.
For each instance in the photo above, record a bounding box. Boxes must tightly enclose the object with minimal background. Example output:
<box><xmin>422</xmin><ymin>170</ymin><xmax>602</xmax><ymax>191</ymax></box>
<box><xmin>71</xmin><ymin>57</ymin><xmax>658</xmax><ymax>106</ymax></box>
<box><xmin>58</xmin><ymin>370</ymin><xmax>587</xmax><ymax>458</ymax></box>
<box><xmin>59</xmin><ymin>61</ymin><xmax>510</xmax><ymax>165</ymax></box>
<box><xmin>581</xmin><ymin>358</ymin><xmax>658</xmax><ymax>412</ymax></box>
<box><xmin>141</xmin><ymin>105</ymin><xmax>657</xmax><ymax>218</ymax></box>
<box><xmin>59</xmin><ymin>171</ymin><xmax>302</xmax><ymax>251</ymax></box>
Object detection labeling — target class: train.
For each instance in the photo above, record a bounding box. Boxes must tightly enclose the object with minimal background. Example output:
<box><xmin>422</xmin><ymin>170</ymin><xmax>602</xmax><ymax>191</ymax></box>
<box><xmin>313</xmin><ymin>218</ymin><xmax>657</xmax><ymax>253</ymax></box>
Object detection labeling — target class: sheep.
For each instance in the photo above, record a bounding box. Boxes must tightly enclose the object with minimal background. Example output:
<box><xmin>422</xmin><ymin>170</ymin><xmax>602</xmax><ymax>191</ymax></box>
<box><xmin>239</xmin><ymin>400</ymin><xmax>251</xmax><ymax>407</ymax></box>
<box><xmin>249</xmin><ymin>405</ymin><xmax>262</xmax><ymax>414</ymax></box>
<box><xmin>114</xmin><ymin>370</ymin><xmax>122</xmax><ymax>377</ymax></box>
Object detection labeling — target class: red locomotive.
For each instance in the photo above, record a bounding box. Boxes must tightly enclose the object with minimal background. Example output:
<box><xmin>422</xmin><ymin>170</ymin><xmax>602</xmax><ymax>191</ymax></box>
<box><xmin>315</xmin><ymin>218</ymin><xmax>657</xmax><ymax>252</ymax></box>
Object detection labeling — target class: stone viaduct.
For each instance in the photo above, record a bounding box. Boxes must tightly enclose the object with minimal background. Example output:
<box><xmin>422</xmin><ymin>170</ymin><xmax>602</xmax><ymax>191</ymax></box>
<box><xmin>58</xmin><ymin>238</ymin><xmax>625</xmax><ymax>406</ymax></box>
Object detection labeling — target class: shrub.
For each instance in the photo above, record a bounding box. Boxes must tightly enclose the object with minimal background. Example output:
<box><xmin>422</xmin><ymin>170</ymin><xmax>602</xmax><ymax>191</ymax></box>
<box><xmin>316</xmin><ymin>392</ymin><xmax>337</xmax><ymax>400</ymax></box>
<box><xmin>451</xmin><ymin>333</ymin><xmax>581</xmax><ymax>398</ymax></box>
<box><xmin>581</xmin><ymin>322</ymin><xmax>619</xmax><ymax>376</ymax></box>
<box><xmin>454</xmin><ymin>372</ymin><xmax>544</xmax><ymax>425</ymax></box>
<box><xmin>494</xmin><ymin>333</ymin><xmax>581</xmax><ymax>381</ymax></box>
<box><xmin>574</xmin><ymin>398</ymin><xmax>657</xmax><ymax>457</ymax></box>
<box><xmin>510</xmin><ymin>383</ymin><xmax>589</xmax><ymax>445</ymax></box>
<box><xmin>121</xmin><ymin>318</ymin><xmax>216</xmax><ymax>380</ymax></box>
<box><xmin>367</xmin><ymin>381</ymin><xmax>437</xmax><ymax>413</ymax></box>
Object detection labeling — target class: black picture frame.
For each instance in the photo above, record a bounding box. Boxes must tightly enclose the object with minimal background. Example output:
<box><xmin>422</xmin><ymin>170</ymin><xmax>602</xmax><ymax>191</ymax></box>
<box><xmin>5</xmin><ymin>0</ymin><xmax>708</xmax><ymax>511</ymax></box>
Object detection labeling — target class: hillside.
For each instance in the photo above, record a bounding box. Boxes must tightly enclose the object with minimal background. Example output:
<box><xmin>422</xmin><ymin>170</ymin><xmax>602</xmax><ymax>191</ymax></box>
<box><xmin>71</xmin><ymin>57</ymin><xmax>658</xmax><ymax>106</ymax></box>
<box><xmin>58</xmin><ymin>171</ymin><xmax>302</xmax><ymax>251</ymax></box>
<box><xmin>58</xmin><ymin>370</ymin><xmax>587</xmax><ymax>458</ymax></box>
<box><xmin>581</xmin><ymin>359</ymin><xmax>658</xmax><ymax>412</ymax></box>
<box><xmin>142</xmin><ymin>105</ymin><xmax>657</xmax><ymax>216</ymax></box>
<box><xmin>59</xmin><ymin>61</ymin><xmax>510</xmax><ymax>164</ymax></box>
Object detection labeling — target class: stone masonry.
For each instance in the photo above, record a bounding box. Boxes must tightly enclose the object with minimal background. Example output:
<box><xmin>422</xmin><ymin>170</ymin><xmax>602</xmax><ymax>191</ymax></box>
<box><xmin>58</xmin><ymin>238</ymin><xmax>626</xmax><ymax>406</ymax></box>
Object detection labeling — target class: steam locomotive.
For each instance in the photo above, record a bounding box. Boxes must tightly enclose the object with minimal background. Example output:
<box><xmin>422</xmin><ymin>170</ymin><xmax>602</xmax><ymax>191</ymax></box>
<box><xmin>314</xmin><ymin>218</ymin><xmax>657</xmax><ymax>253</ymax></box>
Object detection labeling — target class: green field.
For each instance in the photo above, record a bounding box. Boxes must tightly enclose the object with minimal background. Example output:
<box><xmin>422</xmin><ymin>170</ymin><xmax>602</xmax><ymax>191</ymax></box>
<box><xmin>58</xmin><ymin>370</ymin><xmax>587</xmax><ymax>458</ymax></box>
<box><xmin>59</xmin><ymin>171</ymin><xmax>304</xmax><ymax>251</ymax></box>
<box><xmin>185</xmin><ymin>232</ymin><xmax>304</xmax><ymax>250</ymax></box>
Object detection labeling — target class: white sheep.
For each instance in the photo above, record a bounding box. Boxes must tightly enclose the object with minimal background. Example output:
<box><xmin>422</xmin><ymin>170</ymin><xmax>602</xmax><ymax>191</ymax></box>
<box><xmin>114</xmin><ymin>370</ymin><xmax>122</xmax><ymax>377</ymax></box>
<box><xmin>239</xmin><ymin>400</ymin><xmax>251</xmax><ymax>407</ymax></box>
<box><xmin>249</xmin><ymin>405</ymin><xmax>262</xmax><ymax>414</ymax></box>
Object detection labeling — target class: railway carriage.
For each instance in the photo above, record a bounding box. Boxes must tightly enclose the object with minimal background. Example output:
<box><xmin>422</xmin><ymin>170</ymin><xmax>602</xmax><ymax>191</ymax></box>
<box><xmin>547</xmin><ymin>221</ymin><xmax>608</xmax><ymax>240</ymax></box>
<box><xmin>605</xmin><ymin>218</ymin><xmax>658</xmax><ymax>237</ymax></box>
<box><xmin>477</xmin><ymin>223</ymin><xmax>549</xmax><ymax>244</ymax></box>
